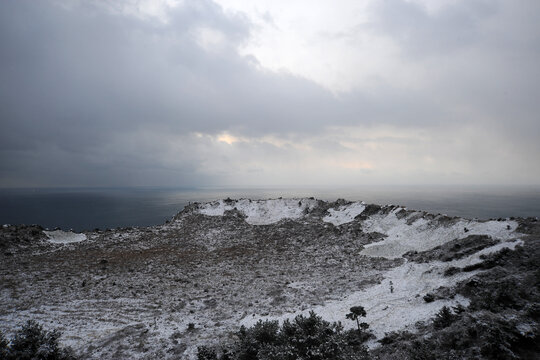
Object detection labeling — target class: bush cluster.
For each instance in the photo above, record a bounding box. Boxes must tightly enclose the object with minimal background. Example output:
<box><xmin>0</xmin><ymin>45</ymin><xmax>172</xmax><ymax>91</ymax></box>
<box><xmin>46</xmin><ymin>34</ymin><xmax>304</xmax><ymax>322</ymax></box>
<box><xmin>198</xmin><ymin>311</ymin><xmax>370</xmax><ymax>360</ymax></box>
<box><xmin>432</xmin><ymin>305</ymin><xmax>465</xmax><ymax>330</ymax></box>
<box><xmin>0</xmin><ymin>320</ymin><xmax>77</xmax><ymax>360</ymax></box>
<box><xmin>403</xmin><ymin>312</ymin><xmax>539</xmax><ymax>360</ymax></box>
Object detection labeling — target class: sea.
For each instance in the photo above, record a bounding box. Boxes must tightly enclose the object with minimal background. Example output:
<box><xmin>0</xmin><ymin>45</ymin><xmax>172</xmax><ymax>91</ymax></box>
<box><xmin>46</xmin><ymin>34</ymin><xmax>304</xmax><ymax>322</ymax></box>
<box><xmin>1</xmin><ymin>185</ymin><xmax>540</xmax><ymax>232</ymax></box>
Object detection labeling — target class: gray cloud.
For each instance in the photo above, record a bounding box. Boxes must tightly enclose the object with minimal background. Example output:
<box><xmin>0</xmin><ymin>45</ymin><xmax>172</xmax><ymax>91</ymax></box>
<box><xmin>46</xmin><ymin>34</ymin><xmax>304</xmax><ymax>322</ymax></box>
<box><xmin>1</xmin><ymin>0</ymin><xmax>539</xmax><ymax>187</ymax></box>
<box><xmin>0</xmin><ymin>0</ymin><xmax>342</xmax><ymax>140</ymax></box>
<box><xmin>367</xmin><ymin>0</ymin><xmax>497</xmax><ymax>57</ymax></box>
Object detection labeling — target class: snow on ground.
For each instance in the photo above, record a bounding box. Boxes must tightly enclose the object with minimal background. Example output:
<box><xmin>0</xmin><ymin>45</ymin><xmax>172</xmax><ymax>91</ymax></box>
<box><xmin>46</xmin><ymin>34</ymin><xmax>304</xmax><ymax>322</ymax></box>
<box><xmin>451</xmin><ymin>239</ymin><xmax>524</xmax><ymax>267</ymax></box>
<box><xmin>323</xmin><ymin>202</ymin><xmax>366</xmax><ymax>226</ymax></box>
<box><xmin>197</xmin><ymin>198</ymin><xmax>318</xmax><ymax>225</ymax></box>
<box><xmin>0</xmin><ymin>298</ymin><xmax>146</xmax><ymax>348</ymax></box>
<box><xmin>360</xmin><ymin>208</ymin><xmax>517</xmax><ymax>258</ymax></box>
<box><xmin>43</xmin><ymin>230</ymin><xmax>87</xmax><ymax>244</ymax></box>
<box><xmin>241</xmin><ymin>239</ymin><xmax>524</xmax><ymax>343</ymax></box>
<box><xmin>241</xmin><ymin>260</ymin><xmax>469</xmax><ymax>339</ymax></box>
<box><xmin>1</xmin><ymin>199</ymin><xmax>529</xmax><ymax>359</ymax></box>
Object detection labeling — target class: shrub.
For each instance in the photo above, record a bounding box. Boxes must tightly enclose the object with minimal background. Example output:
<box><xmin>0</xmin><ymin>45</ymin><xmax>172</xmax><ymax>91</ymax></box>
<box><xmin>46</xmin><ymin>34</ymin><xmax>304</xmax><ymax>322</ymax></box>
<box><xmin>1</xmin><ymin>320</ymin><xmax>77</xmax><ymax>360</ymax></box>
<box><xmin>408</xmin><ymin>340</ymin><xmax>437</xmax><ymax>360</ymax></box>
<box><xmin>432</xmin><ymin>306</ymin><xmax>458</xmax><ymax>329</ymax></box>
<box><xmin>198</xmin><ymin>345</ymin><xmax>218</xmax><ymax>360</ymax></box>
<box><xmin>199</xmin><ymin>311</ymin><xmax>370</xmax><ymax>360</ymax></box>
<box><xmin>0</xmin><ymin>332</ymin><xmax>9</xmax><ymax>359</ymax></box>
<box><xmin>379</xmin><ymin>331</ymin><xmax>415</xmax><ymax>345</ymax></box>
<box><xmin>235</xmin><ymin>320</ymin><xmax>280</xmax><ymax>360</ymax></box>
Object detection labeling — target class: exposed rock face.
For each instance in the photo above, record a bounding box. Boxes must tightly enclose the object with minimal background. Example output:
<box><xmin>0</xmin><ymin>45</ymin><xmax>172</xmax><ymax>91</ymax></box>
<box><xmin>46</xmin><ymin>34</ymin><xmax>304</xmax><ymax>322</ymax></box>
<box><xmin>0</xmin><ymin>198</ymin><xmax>534</xmax><ymax>359</ymax></box>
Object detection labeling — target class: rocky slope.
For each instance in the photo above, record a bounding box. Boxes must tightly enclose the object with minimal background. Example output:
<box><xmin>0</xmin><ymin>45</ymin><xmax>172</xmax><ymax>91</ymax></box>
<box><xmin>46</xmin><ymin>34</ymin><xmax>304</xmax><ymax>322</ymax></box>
<box><xmin>0</xmin><ymin>198</ymin><xmax>537</xmax><ymax>359</ymax></box>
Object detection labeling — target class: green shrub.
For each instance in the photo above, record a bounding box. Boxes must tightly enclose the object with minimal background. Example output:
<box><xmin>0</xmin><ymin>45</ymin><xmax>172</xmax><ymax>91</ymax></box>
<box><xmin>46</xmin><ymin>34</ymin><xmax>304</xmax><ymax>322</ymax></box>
<box><xmin>200</xmin><ymin>311</ymin><xmax>370</xmax><ymax>360</ymax></box>
<box><xmin>432</xmin><ymin>306</ymin><xmax>458</xmax><ymax>329</ymax></box>
<box><xmin>0</xmin><ymin>332</ymin><xmax>9</xmax><ymax>359</ymax></box>
<box><xmin>1</xmin><ymin>320</ymin><xmax>77</xmax><ymax>360</ymax></box>
<box><xmin>407</xmin><ymin>340</ymin><xmax>437</xmax><ymax>360</ymax></box>
<box><xmin>235</xmin><ymin>320</ymin><xmax>280</xmax><ymax>360</ymax></box>
<box><xmin>198</xmin><ymin>345</ymin><xmax>218</xmax><ymax>360</ymax></box>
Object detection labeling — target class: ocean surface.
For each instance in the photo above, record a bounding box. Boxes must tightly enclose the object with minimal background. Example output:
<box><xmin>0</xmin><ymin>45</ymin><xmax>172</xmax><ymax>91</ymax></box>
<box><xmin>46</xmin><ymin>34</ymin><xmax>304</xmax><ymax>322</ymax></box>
<box><xmin>1</xmin><ymin>186</ymin><xmax>540</xmax><ymax>232</ymax></box>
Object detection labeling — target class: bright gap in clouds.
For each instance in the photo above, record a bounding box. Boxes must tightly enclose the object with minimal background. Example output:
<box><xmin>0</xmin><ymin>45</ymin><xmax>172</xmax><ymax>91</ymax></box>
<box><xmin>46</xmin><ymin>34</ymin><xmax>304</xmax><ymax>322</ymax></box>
<box><xmin>214</xmin><ymin>0</ymin><xmax>401</xmax><ymax>93</ymax></box>
<box><xmin>212</xmin><ymin>0</ymin><xmax>481</xmax><ymax>93</ymax></box>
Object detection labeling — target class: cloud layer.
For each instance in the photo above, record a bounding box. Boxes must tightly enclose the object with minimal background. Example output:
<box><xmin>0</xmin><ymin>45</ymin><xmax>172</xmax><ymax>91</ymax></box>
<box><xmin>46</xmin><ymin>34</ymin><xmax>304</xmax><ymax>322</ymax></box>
<box><xmin>1</xmin><ymin>0</ymin><xmax>539</xmax><ymax>187</ymax></box>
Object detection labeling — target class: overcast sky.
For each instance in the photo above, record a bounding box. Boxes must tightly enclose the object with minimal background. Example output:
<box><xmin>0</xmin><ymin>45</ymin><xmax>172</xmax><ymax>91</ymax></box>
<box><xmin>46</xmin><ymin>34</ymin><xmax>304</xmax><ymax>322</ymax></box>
<box><xmin>1</xmin><ymin>0</ymin><xmax>539</xmax><ymax>188</ymax></box>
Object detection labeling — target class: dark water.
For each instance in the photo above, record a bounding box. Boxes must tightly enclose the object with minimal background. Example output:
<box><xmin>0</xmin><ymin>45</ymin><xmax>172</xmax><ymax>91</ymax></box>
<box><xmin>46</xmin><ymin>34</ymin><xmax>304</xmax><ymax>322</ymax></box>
<box><xmin>1</xmin><ymin>186</ymin><xmax>539</xmax><ymax>232</ymax></box>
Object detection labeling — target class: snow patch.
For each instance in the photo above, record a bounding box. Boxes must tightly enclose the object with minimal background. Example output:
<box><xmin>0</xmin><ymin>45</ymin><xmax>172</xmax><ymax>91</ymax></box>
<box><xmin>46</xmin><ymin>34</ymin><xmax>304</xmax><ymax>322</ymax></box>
<box><xmin>360</xmin><ymin>210</ymin><xmax>518</xmax><ymax>259</ymax></box>
<box><xmin>241</xmin><ymin>238</ymin><xmax>524</xmax><ymax>342</ymax></box>
<box><xmin>43</xmin><ymin>230</ymin><xmax>87</xmax><ymax>244</ymax></box>
<box><xmin>452</xmin><ymin>239</ymin><xmax>524</xmax><ymax>268</ymax></box>
<box><xmin>241</xmin><ymin>258</ymin><xmax>473</xmax><ymax>340</ymax></box>
<box><xmin>198</xmin><ymin>198</ymin><xmax>318</xmax><ymax>225</ymax></box>
<box><xmin>323</xmin><ymin>202</ymin><xmax>365</xmax><ymax>226</ymax></box>
<box><xmin>474</xmin><ymin>238</ymin><xmax>523</xmax><ymax>256</ymax></box>
<box><xmin>516</xmin><ymin>323</ymin><xmax>534</xmax><ymax>337</ymax></box>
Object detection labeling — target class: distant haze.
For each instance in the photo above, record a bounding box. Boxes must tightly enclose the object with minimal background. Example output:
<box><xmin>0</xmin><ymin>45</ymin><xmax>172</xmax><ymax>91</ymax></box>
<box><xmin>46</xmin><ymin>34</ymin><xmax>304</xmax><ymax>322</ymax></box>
<box><xmin>1</xmin><ymin>0</ymin><xmax>539</xmax><ymax>188</ymax></box>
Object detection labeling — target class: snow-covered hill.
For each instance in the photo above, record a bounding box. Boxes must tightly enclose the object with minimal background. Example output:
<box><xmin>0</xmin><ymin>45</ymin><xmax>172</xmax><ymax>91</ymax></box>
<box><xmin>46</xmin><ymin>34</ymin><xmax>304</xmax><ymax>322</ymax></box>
<box><xmin>0</xmin><ymin>198</ymin><xmax>536</xmax><ymax>359</ymax></box>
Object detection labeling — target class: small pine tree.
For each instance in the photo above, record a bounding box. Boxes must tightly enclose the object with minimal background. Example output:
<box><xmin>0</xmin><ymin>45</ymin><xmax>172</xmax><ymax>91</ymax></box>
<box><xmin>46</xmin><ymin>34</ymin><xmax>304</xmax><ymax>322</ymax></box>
<box><xmin>346</xmin><ymin>306</ymin><xmax>368</xmax><ymax>335</ymax></box>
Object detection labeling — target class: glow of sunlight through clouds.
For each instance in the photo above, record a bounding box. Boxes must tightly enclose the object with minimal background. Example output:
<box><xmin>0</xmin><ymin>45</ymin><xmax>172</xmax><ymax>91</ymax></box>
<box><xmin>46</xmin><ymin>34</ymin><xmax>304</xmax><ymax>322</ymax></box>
<box><xmin>0</xmin><ymin>0</ymin><xmax>539</xmax><ymax>187</ymax></box>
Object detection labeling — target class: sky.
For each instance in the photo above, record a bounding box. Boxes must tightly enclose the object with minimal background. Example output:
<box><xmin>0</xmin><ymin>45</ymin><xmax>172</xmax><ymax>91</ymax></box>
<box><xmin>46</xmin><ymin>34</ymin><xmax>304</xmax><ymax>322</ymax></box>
<box><xmin>1</xmin><ymin>0</ymin><xmax>539</xmax><ymax>188</ymax></box>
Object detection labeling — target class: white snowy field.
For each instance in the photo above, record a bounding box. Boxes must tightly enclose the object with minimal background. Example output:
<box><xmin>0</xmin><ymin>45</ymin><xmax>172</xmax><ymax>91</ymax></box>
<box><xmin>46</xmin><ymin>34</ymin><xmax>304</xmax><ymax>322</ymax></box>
<box><xmin>360</xmin><ymin>207</ymin><xmax>517</xmax><ymax>259</ymax></box>
<box><xmin>0</xmin><ymin>198</ymin><xmax>527</xmax><ymax>359</ymax></box>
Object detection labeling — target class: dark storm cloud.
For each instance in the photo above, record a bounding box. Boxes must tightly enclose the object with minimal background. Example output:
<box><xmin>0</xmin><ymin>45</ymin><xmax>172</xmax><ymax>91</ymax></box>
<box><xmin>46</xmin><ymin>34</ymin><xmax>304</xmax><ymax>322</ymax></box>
<box><xmin>0</xmin><ymin>0</ymin><xmax>338</xmax><ymax>185</ymax></box>
<box><xmin>0</xmin><ymin>0</ymin><xmax>458</xmax><ymax>151</ymax></box>
<box><xmin>0</xmin><ymin>0</ymin><xmax>338</xmax><ymax>145</ymax></box>
<box><xmin>0</xmin><ymin>0</ymin><xmax>539</xmax><ymax>186</ymax></box>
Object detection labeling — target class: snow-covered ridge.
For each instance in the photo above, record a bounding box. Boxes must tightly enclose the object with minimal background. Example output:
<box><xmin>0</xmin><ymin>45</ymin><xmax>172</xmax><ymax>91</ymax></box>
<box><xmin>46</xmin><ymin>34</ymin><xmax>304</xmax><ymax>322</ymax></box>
<box><xmin>323</xmin><ymin>202</ymin><xmax>366</xmax><ymax>226</ymax></box>
<box><xmin>196</xmin><ymin>198</ymin><xmax>318</xmax><ymax>225</ymax></box>
<box><xmin>196</xmin><ymin>198</ymin><xmax>368</xmax><ymax>226</ymax></box>
<box><xmin>195</xmin><ymin>198</ymin><xmax>518</xmax><ymax>258</ymax></box>
<box><xmin>360</xmin><ymin>207</ymin><xmax>518</xmax><ymax>259</ymax></box>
